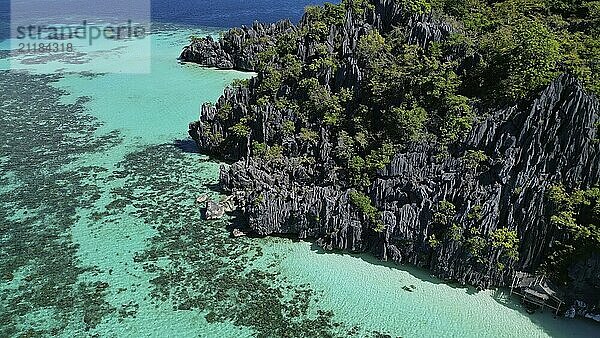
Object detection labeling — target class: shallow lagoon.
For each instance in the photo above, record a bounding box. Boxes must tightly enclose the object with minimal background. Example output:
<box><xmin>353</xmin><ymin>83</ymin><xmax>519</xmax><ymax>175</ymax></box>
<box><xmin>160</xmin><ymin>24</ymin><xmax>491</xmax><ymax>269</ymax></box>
<box><xmin>0</xmin><ymin>23</ymin><xmax>598</xmax><ymax>337</ymax></box>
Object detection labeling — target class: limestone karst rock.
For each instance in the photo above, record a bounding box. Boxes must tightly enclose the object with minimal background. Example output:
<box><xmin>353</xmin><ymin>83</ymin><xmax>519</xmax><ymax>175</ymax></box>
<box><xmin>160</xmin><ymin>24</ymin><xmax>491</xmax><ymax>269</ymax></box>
<box><xmin>182</xmin><ymin>0</ymin><xmax>600</xmax><ymax>302</ymax></box>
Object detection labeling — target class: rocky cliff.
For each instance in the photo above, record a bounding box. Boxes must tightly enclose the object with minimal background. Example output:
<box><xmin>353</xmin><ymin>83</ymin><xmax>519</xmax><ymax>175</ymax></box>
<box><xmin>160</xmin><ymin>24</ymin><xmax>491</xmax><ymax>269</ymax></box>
<box><xmin>209</xmin><ymin>75</ymin><xmax>600</xmax><ymax>290</ymax></box>
<box><xmin>182</xmin><ymin>1</ymin><xmax>600</xmax><ymax>304</ymax></box>
<box><xmin>180</xmin><ymin>20</ymin><xmax>295</xmax><ymax>70</ymax></box>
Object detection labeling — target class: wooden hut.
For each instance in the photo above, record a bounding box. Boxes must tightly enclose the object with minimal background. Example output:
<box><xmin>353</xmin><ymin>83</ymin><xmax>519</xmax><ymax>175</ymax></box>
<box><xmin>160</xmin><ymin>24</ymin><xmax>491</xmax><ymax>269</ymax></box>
<box><xmin>510</xmin><ymin>272</ymin><xmax>564</xmax><ymax>315</ymax></box>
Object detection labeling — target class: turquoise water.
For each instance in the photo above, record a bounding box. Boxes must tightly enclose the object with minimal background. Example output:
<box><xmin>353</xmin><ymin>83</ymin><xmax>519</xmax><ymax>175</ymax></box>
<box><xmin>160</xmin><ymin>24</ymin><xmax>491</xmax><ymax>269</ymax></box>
<box><xmin>1</xmin><ymin>23</ymin><xmax>599</xmax><ymax>337</ymax></box>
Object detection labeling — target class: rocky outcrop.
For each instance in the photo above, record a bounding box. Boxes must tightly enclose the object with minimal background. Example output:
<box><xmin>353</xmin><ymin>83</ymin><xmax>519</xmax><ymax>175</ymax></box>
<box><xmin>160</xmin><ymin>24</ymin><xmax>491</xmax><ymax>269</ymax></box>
<box><xmin>205</xmin><ymin>200</ymin><xmax>225</xmax><ymax>220</ymax></box>
<box><xmin>179</xmin><ymin>3</ymin><xmax>454</xmax><ymax>73</ymax></box>
<box><xmin>202</xmin><ymin>195</ymin><xmax>238</xmax><ymax>220</ymax></box>
<box><xmin>567</xmin><ymin>252</ymin><xmax>600</xmax><ymax>303</ymax></box>
<box><xmin>368</xmin><ymin>74</ymin><xmax>600</xmax><ymax>288</ymax></box>
<box><xmin>212</xmin><ymin>75</ymin><xmax>600</xmax><ymax>291</ymax></box>
<box><xmin>189</xmin><ymin>83</ymin><xmax>255</xmax><ymax>161</ymax></box>
<box><xmin>179</xmin><ymin>20</ymin><xmax>295</xmax><ymax>71</ymax></box>
<box><xmin>184</xmin><ymin>0</ymin><xmax>600</xmax><ymax>301</ymax></box>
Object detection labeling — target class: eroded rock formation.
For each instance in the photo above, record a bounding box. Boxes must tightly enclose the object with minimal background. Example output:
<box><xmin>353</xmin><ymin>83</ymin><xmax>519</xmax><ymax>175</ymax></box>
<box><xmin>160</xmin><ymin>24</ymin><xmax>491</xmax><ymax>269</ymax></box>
<box><xmin>182</xmin><ymin>1</ymin><xmax>600</xmax><ymax>303</ymax></box>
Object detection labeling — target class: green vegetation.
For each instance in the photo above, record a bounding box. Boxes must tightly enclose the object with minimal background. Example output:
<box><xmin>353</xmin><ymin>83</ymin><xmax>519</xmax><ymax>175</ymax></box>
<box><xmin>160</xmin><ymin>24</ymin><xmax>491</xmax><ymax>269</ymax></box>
<box><xmin>547</xmin><ymin>185</ymin><xmax>600</xmax><ymax>246</ymax></box>
<box><xmin>400</xmin><ymin>0</ymin><xmax>432</xmax><ymax>14</ymax></box>
<box><xmin>433</xmin><ymin>200</ymin><xmax>456</xmax><ymax>225</ymax></box>
<box><xmin>252</xmin><ymin>193</ymin><xmax>265</xmax><ymax>207</ymax></box>
<box><xmin>430</xmin><ymin>201</ymin><xmax>516</xmax><ymax>263</ymax></box>
<box><xmin>365</xmin><ymin>143</ymin><xmax>396</xmax><ymax>171</ymax></box>
<box><xmin>201</xmin><ymin>125</ymin><xmax>224</xmax><ymax>144</ymax></box>
<box><xmin>349</xmin><ymin>191</ymin><xmax>384</xmax><ymax>232</ymax></box>
<box><xmin>216</xmin><ymin>102</ymin><xmax>233</xmax><ymax>120</ymax></box>
<box><xmin>513</xmin><ymin>186</ymin><xmax>523</xmax><ymax>196</ymax></box>
<box><xmin>462</xmin><ymin>150</ymin><xmax>488</xmax><ymax>171</ymax></box>
<box><xmin>467</xmin><ymin>205</ymin><xmax>483</xmax><ymax>221</ymax></box>
<box><xmin>282</xmin><ymin>120</ymin><xmax>296</xmax><ymax>136</ymax></box>
<box><xmin>461</xmin><ymin>226</ymin><xmax>520</xmax><ymax>265</ymax></box>
<box><xmin>252</xmin><ymin>142</ymin><xmax>284</xmax><ymax>161</ymax></box>
<box><xmin>229</xmin><ymin>120</ymin><xmax>251</xmax><ymax>138</ymax></box>
<box><xmin>345</xmin><ymin>143</ymin><xmax>396</xmax><ymax>188</ymax></box>
<box><xmin>265</xmin><ymin>145</ymin><xmax>284</xmax><ymax>161</ymax></box>
<box><xmin>206</xmin><ymin>0</ymin><xmax>600</xmax><ymax>274</ymax></box>
<box><xmin>428</xmin><ymin>234</ymin><xmax>441</xmax><ymax>248</ymax></box>
<box><xmin>230</xmin><ymin>78</ymin><xmax>250</xmax><ymax>88</ymax></box>
<box><xmin>348</xmin><ymin>155</ymin><xmax>370</xmax><ymax>188</ymax></box>
<box><xmin>448</xmin><ymin>223</ymin><xmax>463</xmax><ymax>241</ymax></box>
<box><xmin>189</xmin><ymin>35</ymin><xmax>202</xmax><ymax>42</ymax></box>
<box><xmin>299</xmin><ymin>128</ymin><xmax>319</xmax><ymax>144</ymax></box>
<box><xmin>360</xmin><ymin>41</ymin><xmax>474</xmax><ymax>144</ymax></box>
<box><xmin>545</xmin><ymin>184</ymin><xmax>600</xmax><ymax>283</ymax></box>
<box><xmin>343</xmin><ymin>0</ymin><xmax>375</xmax><ymax>14</ymax></box>
<box><xmin>298</xmin><ymin>77</ymin><xmax>345</xmax><ymax>127</ymax></box>
<box><xmin>390</xmin><ymin>105</ymin><xmax>428</xmax><ymax>143</ymax></box>
<box><xmin>479</xmin><ymin>18</ymin><xmax>561</xmax><ymax>100</ymax></box>
<box><xmin>432</xmin><ymin>201</ymin><xmax>464</xmax><ymax>245</ymax></box>
<box><xmin>219</xmin><ymin>0</ymin><xmax>600</xmax><ymax>196</ymax></box>
<box><xmin>252</xmin><ymin>141</ymin><xmax>267</xmax><ymax>157</ymax></box>
<box><xmin>491</xmin><ymin>228</ymin><xmax>520</xmax><ymax>261</ymax></box>
<box><xmin>466</xmin><ymin>227</ymin><xmax>487</xmax><ymax>260</ymax></box>
<box><xmin>433</xmin><ymin>0</ymin><xmax>600</xmax><ymax>100</ymax></box>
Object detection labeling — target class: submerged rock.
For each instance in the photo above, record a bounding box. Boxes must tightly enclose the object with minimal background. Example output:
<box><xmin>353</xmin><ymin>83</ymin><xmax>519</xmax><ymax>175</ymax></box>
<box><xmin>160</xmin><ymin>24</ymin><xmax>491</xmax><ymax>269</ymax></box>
<box><xmin>205</xmin><ymin>200</ymin><xmax>225</xmax><ymax>220</ymax></box>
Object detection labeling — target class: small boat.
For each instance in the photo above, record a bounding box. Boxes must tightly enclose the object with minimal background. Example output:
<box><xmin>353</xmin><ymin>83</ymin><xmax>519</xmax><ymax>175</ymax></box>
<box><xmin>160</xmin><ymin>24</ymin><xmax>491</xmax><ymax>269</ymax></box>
<box><xmin>232</xmin><ymin>229</ymin><xmax>247</xmax><ymax>238</ymax></box>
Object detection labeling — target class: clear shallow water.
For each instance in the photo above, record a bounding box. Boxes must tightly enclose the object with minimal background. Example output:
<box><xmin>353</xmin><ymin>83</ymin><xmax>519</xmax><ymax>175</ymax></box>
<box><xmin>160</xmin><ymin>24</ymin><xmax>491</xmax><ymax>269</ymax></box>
<box><xmin>0</xmin><ymin>7</ymin><xmax>599</xmax><ymax>338</ymax></box>
<box><xmin>268</xmin><ymin>240</ymin><xmax>600</xmax><ymax>337</ymax></box>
